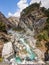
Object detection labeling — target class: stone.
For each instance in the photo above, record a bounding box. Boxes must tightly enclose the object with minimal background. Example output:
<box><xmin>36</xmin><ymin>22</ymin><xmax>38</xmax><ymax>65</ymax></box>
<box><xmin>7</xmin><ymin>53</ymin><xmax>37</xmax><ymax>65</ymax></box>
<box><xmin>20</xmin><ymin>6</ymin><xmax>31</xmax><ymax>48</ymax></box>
<box><xmin>2</xmin><ymin>42</ymin><xmax>14</xmax><ymax>59</ymax></box>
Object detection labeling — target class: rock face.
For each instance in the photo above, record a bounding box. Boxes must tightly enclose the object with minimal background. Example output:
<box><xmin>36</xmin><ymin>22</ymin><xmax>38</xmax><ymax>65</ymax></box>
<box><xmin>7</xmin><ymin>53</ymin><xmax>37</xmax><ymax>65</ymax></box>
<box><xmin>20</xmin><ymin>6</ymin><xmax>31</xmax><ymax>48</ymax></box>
<box><xmin>8</xmin><ymin>17</ymin><xmax>19</xmax><ymax>28</ymax></box>
<box><xmin>18</xmin><ymin>3</ymin><xmax>47</xmax><ymax>35</ymax></box>
<box><xmin>0</xmin><ymin>32</ymin><xmax>11</xmax><ymax>58</ymax></box>
<box><xmin>2</xmin><ymin>42</ymin><xmax>14</xmax><ymax>59</ymax></box>
<box><xmin>0</xmin><ymin>12</ymin><xmax>12</xmax><ymax>58</ymax></box>
<box><xmin>0</xmin><ymin>12</ymin><xmax>18</xmax><ymax>31</ymax></box>
<box><xmin>0</xmin><ymin>12</ymin><xmax>12</xmax><ymax>30</ymax></box>
<box><xmin>0</xmin><ymin>32</ymin><xmax>10</xmax><ymax>42</ymax></box>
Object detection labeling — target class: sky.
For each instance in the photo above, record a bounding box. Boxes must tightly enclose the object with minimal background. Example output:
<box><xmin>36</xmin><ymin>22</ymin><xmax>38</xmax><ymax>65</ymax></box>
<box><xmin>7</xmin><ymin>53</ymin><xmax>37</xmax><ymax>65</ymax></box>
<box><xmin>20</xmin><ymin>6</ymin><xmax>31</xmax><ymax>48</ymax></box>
<box><xmin>0</xmin><ymin>0</ymin><xmax>49</xmax><ymax>17</ymax></box>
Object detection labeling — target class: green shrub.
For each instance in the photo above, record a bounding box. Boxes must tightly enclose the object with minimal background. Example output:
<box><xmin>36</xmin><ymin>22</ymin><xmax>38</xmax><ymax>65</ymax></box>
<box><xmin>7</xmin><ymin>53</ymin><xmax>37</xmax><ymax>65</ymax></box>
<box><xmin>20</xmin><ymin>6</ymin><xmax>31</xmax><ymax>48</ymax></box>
<box><xmin>0</xmin><ymin>22</ymin><xmax>6</xmax><ymax>32</ymax></box>
<box><xmin>0</xmin><ymin>58</ymin><xmax>3</xmax><ymax>62</ymax></box>
<box><xmin>37</xmin><ymin>31</ymin><xmax>49</xmax><ymax>41</ymax></box>
<box><xmin>36</xmin><ymin>40</ymin><xmax>42</xmax><ymax>47</ymax></box>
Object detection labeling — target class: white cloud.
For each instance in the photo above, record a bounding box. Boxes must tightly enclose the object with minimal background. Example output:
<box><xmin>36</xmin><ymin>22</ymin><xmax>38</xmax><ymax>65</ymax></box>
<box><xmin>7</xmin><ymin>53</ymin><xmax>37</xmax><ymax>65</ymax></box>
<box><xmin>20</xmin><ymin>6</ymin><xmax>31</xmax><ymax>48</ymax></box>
<box><xmin>8</xmin><ymin>11</ymin><xmax>20</xmax><ymax>17</ymax></box>
<box><xmin>8</xmin><ymin>0</ymin><xmax>28</xmax><ymax>17</ymax></box>
<box><xmin>8</xmin><ymin>12</ymin><xmax>13</xmax><ymax>16</ymax></box>
<box><xmin>17</xmin><ymin>0</ymin><xmax>28</xmax><ymax>11</ymax></box>
<box><xmin>8</xmin><ymin>10</ymin><xmax>20</xmax><ymax>17</ymax></box>
<box><xmin>30</xmin><ymin>0</ymin><xmax>49</xmax><ymax>8</ymax></box>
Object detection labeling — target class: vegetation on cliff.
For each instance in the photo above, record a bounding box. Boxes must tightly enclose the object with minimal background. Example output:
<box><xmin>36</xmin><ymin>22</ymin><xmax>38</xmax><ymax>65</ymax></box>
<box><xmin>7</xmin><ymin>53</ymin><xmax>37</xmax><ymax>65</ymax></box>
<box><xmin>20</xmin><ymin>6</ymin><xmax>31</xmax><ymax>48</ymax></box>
<box><xmin>0</xmin><ymin>21</ymin><xmax>7</xmax><ymax>32</ymax></box>
<box><xmin>21</xmin><ymin>2</ymin><xmax>41</xmax><ymax>16</ymax></box>
<box><xmin>36</xmin><ymin>10</ymin><xmax>49</xmax><ymax>55</ymax></box>
<box><xmin>37</xmin><ymin>17</ymin><xmax>49</xmax><ymax>40</ymax></box>
<box><xmin>22</xmin><ymin>2</ymin><xmax>49</xmax><ymax>50</ymax></box>
<box><xmin>21</xmin><ymin>2</ymin><xmax>49</xmax><ymax>40</ymax></box>
<box><xmin>41</xmin><ymin>7</ymin><xmax>49</xmax><ymax>17</ymax></box>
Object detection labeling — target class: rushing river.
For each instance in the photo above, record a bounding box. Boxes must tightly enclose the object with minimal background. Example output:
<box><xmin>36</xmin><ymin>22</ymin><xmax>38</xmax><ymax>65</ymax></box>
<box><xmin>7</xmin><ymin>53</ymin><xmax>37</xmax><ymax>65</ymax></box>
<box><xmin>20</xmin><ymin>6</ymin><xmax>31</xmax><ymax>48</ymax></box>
<box><xmin>20</xmin><ymin>38</ymin><xmax>36</xmax><ymax>60</ymax></box>
<box><xmin>8</xmin><ymin>29</ymin><xmax>37</xmax><ymax>63</ymax></box>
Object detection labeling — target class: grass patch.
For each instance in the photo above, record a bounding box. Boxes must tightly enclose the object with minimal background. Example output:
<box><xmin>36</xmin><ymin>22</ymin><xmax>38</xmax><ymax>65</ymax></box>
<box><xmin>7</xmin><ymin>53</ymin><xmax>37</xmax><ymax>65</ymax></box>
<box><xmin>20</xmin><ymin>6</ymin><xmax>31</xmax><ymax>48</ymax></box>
<box><xmin>0</xmin><ymin>58</ymin><xmax>3</xmax><ymax>62</ymax></box>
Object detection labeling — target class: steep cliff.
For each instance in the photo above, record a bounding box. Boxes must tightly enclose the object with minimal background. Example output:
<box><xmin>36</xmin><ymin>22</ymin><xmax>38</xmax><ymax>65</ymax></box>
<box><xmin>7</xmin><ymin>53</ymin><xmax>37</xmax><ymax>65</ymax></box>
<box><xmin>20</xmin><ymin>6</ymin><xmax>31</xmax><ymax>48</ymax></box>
<box><xmin>0</xmin><ymin>12</ymin><xmax>19</xmax><ymax>32</ymax></box>
<box><xmin>17</xmin><ymin>3</ymin><xmax>49</xmax><ymax>57</ymax></box>
<box><xmin>18</xmin><ymin>3</ymin><xmax>47</xmax><ymax>35</ymax></box>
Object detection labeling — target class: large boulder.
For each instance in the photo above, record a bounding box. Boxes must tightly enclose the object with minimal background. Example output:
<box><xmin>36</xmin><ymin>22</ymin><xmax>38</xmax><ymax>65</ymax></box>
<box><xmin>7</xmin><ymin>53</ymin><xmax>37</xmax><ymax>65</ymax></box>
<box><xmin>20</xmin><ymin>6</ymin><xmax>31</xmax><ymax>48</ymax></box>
<box><xmin>2</xmin><ymin>42</ymin><xmax>14</xmax><ymax>59</ymax></box>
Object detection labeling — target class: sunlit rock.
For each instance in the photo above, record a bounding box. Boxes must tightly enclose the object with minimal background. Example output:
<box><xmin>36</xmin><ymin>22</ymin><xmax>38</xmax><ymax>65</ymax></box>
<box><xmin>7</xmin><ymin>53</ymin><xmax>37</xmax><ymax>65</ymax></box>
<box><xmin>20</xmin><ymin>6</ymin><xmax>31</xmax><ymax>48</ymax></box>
<box><xmin>2</xmin><ymin>42</ymin><xmax>14</xmax><ymax>59</ymax></box>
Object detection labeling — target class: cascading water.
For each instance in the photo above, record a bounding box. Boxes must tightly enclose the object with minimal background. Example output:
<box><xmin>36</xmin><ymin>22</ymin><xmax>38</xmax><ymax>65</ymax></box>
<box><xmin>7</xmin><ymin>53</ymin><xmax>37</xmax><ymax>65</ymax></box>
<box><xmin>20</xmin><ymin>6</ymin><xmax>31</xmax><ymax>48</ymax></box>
<box><xmin>8</xmin><ymin>29</ymin><xmax>37</xmax><ymax>63</ymax></box>
<box><xmin>19</xmin><ymin>38</ymin><xmax>36</xmax><ymax>60</ymax></box>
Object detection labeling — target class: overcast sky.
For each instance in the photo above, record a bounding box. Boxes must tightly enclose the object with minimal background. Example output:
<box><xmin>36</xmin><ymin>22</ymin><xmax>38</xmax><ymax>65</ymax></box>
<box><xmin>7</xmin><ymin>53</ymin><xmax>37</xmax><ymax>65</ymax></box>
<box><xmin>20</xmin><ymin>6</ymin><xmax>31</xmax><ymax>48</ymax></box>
<box><xmin>0</xmin><ymin>0</ymin><xmax>49</xmax><ymax>17</ymax></box>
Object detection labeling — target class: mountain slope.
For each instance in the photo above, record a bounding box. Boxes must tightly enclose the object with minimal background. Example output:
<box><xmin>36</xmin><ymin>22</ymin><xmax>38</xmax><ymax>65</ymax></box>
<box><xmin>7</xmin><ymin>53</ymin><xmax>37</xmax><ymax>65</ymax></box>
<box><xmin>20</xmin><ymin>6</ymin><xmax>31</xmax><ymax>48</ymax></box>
<box><xmin>8</xmin><ymin>17</ymin><xmax>19</xmax><ymax>27</ymax></box>
<box><xmin>19</xmin><ymin>2</ymin><xmax>47</xmax><ymax>35</ymax></box>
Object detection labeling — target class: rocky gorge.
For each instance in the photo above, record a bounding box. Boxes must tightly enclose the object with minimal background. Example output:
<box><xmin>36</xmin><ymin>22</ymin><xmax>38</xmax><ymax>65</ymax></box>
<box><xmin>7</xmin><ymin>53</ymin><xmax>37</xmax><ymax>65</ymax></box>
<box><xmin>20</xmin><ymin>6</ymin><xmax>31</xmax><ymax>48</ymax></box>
<box><xmin>0</xmin><ymin>2</ymin><xmax>49</xmax><ymax>65</ymax></box>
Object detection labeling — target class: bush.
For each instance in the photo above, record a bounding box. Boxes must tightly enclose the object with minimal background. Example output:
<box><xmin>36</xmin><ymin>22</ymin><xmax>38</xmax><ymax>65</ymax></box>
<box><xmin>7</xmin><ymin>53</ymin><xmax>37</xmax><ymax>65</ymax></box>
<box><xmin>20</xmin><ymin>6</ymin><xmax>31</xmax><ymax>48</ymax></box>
<box><xmin>36</xmin><ymin>40</ymin><xmax>42</xmax><ymax>47</ymax></box>
<box><xmin>37</xmin><ymin>31</ymin><xmax>49</xmax><ymax>41</ymax></box>
<box><xmin>0</xmin><ymin>58</ymin><xmax>3</xmax><ymax>62</ymax></box>
<box><xmin>0</xmin><ymin>22</ymin><xmax>6</xmax><ymax>32</ymax></box>
<box><xmin>44</xmin><ymin>17</ymin><xmax>49</xmax><ymax>36</ymax></box>
<box><xmin>46</xmin><ymin>17</ymin><xmax>49</xmax><ymax>23</ymax></box>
